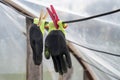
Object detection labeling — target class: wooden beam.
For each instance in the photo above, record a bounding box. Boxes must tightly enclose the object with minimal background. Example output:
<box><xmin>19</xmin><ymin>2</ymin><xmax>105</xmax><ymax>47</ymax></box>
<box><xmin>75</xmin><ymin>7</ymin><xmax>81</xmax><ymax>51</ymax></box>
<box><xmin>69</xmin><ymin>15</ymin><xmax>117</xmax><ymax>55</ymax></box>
<box><xmin>26</xmin><ymin>17</ymin><xmax>43</xmax><ymax>80</ymax></box>
<box><xmin>3</xmin><ymin>0</ymin><xmax>36</xmax><ymax>18</ymax></box>
<box><xmin>67</xmin><ymin>42</ymin><xmax>97</xmax><ymax>80</ymax></box>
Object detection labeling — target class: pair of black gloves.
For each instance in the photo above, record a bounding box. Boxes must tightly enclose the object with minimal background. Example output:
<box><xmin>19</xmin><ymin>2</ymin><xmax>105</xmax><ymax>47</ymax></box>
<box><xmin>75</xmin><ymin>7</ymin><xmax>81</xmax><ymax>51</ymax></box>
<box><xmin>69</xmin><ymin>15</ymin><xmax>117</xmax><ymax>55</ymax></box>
<box><xmin>29</xmin><ymin>20</ymin><xmax>72</xmax><ymax>75</ymax></box>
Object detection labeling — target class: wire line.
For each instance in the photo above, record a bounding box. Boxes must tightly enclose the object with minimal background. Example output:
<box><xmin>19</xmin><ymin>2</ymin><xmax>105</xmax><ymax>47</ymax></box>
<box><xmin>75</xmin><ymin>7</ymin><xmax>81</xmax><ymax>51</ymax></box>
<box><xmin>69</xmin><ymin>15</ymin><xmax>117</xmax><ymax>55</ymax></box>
<box><xmin>68</xmin><ymin>40</ymin><xmax>120</xmax><ymax>57</ymax></box>
<box><xmin>1</xmin><ymin>1</ymin><xmax>120</xmax><ymax>24</ymax></box>
<box><xmin>63</xmin><ymin>9</ymin><xmax>120</xmax><ymax>23</ymax></box>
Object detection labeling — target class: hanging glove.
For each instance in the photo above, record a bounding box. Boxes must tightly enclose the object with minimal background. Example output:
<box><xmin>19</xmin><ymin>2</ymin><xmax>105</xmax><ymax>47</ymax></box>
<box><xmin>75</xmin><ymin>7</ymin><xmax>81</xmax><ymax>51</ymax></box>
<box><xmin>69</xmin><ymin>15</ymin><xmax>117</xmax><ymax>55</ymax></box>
<box><xmin>45</xmin><ymin>21</ymin><xmax>72</xmax><ymax>75</ymax></box>
<box><xmin>29</xmin><ymin>18</ymin><xmax>45</xmax><ymax>65</ymax></box>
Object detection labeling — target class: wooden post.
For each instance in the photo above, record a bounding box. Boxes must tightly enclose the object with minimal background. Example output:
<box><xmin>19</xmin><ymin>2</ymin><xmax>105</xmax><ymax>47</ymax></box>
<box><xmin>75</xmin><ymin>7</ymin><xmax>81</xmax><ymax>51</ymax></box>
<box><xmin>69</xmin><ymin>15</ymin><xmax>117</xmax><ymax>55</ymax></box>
<box><xmin>26</xmin><ymin>17</ymin><xmax>43</xmax><ymax>80</ymax></box>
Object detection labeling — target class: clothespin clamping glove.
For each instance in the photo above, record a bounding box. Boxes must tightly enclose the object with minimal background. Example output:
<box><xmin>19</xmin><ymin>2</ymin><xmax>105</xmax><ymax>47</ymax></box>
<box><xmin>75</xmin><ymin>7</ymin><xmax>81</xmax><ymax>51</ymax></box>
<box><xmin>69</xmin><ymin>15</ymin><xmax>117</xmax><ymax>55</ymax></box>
<box><xmin>29</xmin><ymin>18</ymin><xmax>46</xmax><ymax>65</ymax></box>
<box><xmin>45</xmin><ymin>21</ymin><xmax>72</xmax><ymax>75</ymax></box>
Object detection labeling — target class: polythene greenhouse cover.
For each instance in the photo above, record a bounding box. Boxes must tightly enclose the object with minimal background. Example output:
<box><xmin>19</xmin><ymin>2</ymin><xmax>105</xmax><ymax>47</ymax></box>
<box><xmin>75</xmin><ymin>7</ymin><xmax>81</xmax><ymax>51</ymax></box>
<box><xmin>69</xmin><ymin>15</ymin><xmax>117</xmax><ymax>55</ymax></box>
<box><xmin>0</xmin><ymin>0</ymin><xmax>120</xmax><ymax>80</ymax></box>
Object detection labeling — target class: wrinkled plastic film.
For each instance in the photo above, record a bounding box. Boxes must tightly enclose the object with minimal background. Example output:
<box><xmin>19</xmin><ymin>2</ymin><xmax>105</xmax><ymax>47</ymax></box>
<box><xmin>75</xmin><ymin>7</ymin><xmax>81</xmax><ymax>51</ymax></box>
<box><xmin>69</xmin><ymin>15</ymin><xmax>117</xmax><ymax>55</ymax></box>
<box><xmin>0</xmin><ymin>3</ymin><xmax>26</xmax><ymax>80</ymax></box>
<box><xmin>0</xmin><ymin>0</ymin><xmax>120</xmax><ymax>80</ymax></box>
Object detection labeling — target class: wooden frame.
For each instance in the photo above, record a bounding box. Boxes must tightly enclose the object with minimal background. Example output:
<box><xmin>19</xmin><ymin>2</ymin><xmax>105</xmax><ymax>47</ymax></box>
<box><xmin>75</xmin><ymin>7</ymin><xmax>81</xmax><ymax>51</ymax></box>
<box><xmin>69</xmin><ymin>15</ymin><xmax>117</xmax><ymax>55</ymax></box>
<box><xmin>1</xmin><ymin>0</ymin><xmax>96</xmax><ymax>80</ymax></box>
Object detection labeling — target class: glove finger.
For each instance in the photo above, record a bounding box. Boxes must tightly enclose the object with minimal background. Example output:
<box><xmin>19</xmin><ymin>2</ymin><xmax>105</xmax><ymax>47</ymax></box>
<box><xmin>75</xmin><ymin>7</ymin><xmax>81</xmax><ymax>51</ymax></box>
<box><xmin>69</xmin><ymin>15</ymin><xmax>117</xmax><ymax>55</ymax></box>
<box><xmin>34</xmin><ymin>41</ymin><xmax>43</xmax><ymax>65</ymax></box>
<box><xmin>44</xmin><ymin>44</ymin><xmax>50</xmax><ymax>59</ymax></box>
<box><xmin>64</xmin><ymin>47</ymin><xmax>72</xmax><ymax>68</ymax></box>
<box><xmin>44</xmin><ymin>34</ymin><xmax>51</xmax><ymax>59</ymax></box>
<box><xmin>57</xmin><ymin>56</ymin><xmax>63</xmax><ymax>75</ymax></box>
<box><xmin>59</xmin><ymin>54</ymin><xmax>67</xmax><ymax>73</ymax></box>
<box><xmin>52</xmin><ymin>56</ymin><xmax>58</xmax><ymax>72</ymax></box>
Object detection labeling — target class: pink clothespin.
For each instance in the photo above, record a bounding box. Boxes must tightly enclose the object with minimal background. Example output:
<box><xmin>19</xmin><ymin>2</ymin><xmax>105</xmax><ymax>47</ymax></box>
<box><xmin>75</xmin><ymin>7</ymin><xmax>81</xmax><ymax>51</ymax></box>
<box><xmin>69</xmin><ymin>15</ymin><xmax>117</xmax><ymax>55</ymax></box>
<box><xmin>46</xmin><ymin>5</ymin><xmax>59</xmax><ymax>29</ymax></box>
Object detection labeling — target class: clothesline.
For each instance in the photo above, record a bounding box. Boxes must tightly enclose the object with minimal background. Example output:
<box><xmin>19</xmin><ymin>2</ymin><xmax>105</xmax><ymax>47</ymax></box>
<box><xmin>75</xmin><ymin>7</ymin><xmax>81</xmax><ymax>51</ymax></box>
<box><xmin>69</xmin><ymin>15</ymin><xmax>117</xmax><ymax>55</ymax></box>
<box><xmin>63</xmin><ymin>9</ymin><xmax>120</xmax><ymax>23</ymax></box>
<box><xmin>1</xmin><ymin>0</ymin><xmax>120</xmax><ymax>57</ymax></box>
<box><xmin>1</xmin><ymin>0</ymin><xmax>120</xmax><ymax>23</ymax></box>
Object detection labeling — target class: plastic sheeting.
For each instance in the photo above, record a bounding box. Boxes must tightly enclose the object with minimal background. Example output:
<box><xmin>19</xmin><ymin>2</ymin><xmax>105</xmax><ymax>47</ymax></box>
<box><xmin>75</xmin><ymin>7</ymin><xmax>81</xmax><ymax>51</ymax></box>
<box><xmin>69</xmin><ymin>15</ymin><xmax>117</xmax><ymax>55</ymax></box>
<box><xmin>0</xmin><ymin>2</ymin><xmax>26</xmax><ymax>80</ymax></box>
<box><xmin>0</xmin><ymin>0</ymin><xmax>120</xmax><ymax>80</ymax></box>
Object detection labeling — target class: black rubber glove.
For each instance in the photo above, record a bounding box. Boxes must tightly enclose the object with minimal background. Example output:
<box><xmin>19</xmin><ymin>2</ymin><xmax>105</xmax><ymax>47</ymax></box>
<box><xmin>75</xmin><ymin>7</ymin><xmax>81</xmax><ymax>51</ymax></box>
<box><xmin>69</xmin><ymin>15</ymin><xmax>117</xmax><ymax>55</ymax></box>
<box><xmin>29</xmin><ymin>24</ymin><xmax>43</xmax><ymax>65</ymax></box>
<box><xmin>45</xmin><ymin>30</ymin><xmax>72</xmax><ymax>75</ymax></box>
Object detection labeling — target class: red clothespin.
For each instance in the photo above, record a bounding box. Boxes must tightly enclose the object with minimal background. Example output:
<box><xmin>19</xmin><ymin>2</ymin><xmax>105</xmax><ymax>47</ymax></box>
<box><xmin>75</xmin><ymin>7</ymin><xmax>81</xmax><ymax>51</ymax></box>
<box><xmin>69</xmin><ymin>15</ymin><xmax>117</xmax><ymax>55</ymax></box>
<box><xmin>46</xmin><ymin>5</ymin><xmax>60</xmax><ymax>29</ymax></box>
